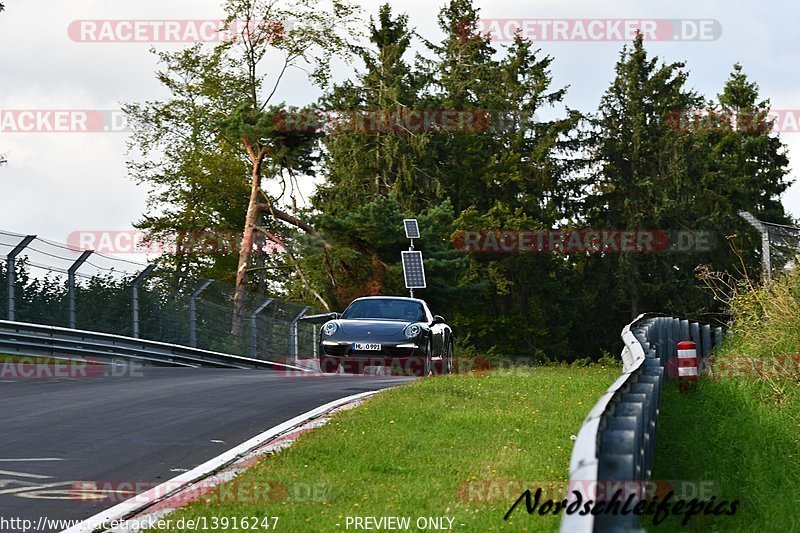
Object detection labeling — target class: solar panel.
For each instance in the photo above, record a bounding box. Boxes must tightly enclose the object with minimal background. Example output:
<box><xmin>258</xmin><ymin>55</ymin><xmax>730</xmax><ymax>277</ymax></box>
<box><xmin>403</xmin><ymin>219</ymin><xmax>420</xmax><ymax>239</ymax></box>
<box><xmin>402</xmin><ymin>251</ymin><xmax>427</xmax><ymax>289</ymax></box>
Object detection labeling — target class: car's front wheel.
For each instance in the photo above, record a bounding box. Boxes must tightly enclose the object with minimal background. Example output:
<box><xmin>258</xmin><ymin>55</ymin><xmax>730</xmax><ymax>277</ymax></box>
<box><xmin>442</xmin><ymin>340</ymin><xmax>453</xmax><ymax>375</ymax></box>
<box><xmin>423</xmin><ymin>338</ymin><xmax>433</xmax><ymax>377</ymax></box>
<box><xmin>319</xmin><ymin>356</ymin><xmax>339</xmax><ymax>374</ymax></box>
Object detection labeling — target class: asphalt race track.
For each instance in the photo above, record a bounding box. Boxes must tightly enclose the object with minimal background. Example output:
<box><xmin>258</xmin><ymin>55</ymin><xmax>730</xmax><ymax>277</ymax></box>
<box><xmin>0</xmin><ymin>367</ymin><xmax>413</xmax><ymax>531</ymax></box>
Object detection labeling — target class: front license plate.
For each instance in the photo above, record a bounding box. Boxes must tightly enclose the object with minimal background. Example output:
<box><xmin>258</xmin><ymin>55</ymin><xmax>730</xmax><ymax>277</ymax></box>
<box><xmin>352</xmin><ymin>343</ymin><xmax>381</xmax><ymax>351</ymax></box>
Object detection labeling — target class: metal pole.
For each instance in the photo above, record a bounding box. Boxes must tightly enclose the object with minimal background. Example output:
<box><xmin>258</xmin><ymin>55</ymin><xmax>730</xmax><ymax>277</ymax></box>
<box><xmin>130</xmin><ymin>264</ymin><xmax>156</xmax><ymax>338</ymax></box>
<box><xmin>289</xmin><ymin>306</ymin><xmax>310</xmax><ymax>364</ymax></box>
<box><xmin>409</xmin><ymin>239</ymin><xmax>415</xmax><ymax>298</ymax></box>
<box><xmin>740</xmin><ymin>211</ymin><xmax>771</xmax><ymax>281</ymax></box>
<box><xmin>67</xmin><ymin>251</ymin><xmax>93</xmax><ymax>329</ymax></box>
<box><xmin>249</xmin><ymin>298</ymin><xmax>273</xmax><ymax>358</ymax></box>
<box><xmin>6</xmin><ymin>235</ymin><xmax>35</xmax><ymax>321</ymax></box>
<box><xmin>188</xmin><ymin>279</ymin><xmax>213</xmax><ymax>348</ymax></box>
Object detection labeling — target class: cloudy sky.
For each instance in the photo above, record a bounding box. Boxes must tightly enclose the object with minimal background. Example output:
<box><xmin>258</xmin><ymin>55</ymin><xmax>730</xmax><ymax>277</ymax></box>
<box><xmin>2</xmin><ymin>0</ymin><xmax>799</xmax><ymax>250</ymax></box>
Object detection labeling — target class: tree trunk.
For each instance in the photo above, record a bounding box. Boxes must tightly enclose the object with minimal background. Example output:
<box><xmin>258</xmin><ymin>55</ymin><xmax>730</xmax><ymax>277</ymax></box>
<box><xmin>231</xmin><ymin>143</ymin><xmax>338</xmax><ymax>335</ymax></box>
<box><xmin>232</xmin><ymin>144</ymin><xmax>265</xmax><ymax>336</ymax></box>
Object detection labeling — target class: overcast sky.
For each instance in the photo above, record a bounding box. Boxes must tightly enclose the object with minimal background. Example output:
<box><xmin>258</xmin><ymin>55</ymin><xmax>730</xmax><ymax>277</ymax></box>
<box><xmin>2</xmin><ymin>0</ymin><xmax>799</xmax><ymax>249</ymax></box>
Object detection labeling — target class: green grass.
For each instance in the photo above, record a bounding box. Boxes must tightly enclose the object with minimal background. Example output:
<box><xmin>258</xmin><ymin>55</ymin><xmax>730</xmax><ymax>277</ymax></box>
<box><xmin>653</xmin><ymin>379</ymin><xmax>800</xmax><ymax>532</ymax></box>
<box><xmin>147</xmin><ymin>366</ymin><xmax>619</xmax><ymax>532</ymax></box>
<box><xmin>653</xmin><ymin>270</ymin><xmax>800</xmax><ymax>532</ymax></box>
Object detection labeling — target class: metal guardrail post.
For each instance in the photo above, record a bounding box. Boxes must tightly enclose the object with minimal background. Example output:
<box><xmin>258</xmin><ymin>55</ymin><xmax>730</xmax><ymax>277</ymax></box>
<box><xmin>657</xmin><ymin>317</ymin><xmax>668</xmax><ymax>365</ymax></box>
<box><xmin>6</xmin><ymin>235</ymin><xmax>35</xmax><ymax>321</ymax></box>
<box><xmin>249</xmin><ymin>298</ymin><xmax>273</xmax><ymax>358</ymax></box>
<box><xmin>701</xmin><ymin>324</ymin><xmax>712</xmax><ymax>357</ymax></box>
<box><xmin>188</xmin><ymin>279</ymin><xmax>213</xmax><ymax>348</ymax></box>
<box><xmin>289</xmin><ymin>306</ymin><xmax>310</xmax><ymax>364</ymax></box>
<box><xmin>67</xmin><ymin>250</ymin><xmax>93</xmax><ymax>329</ymax></box>
<box><xmin>130</xmin><ymin>264</ymin><xmax>156</xmax><ymax>338</ymax></box>
<box><xmin>690</xmin><ymin>321</ymin><xmax>701</xmax><ymax>348</ymax></box>
<box><xmin>713</xmin><ymin>326</ymin><xmax>723</xmax><ymax>348</ymax></box>
<box><xmin>680</xmin><ymin>319</ymin><xmax>690</xmax><ymax>342</ymax></box>
<box><xmin>664</xmin><ymin>317</ymin><xmax>672</xmax><ymax>366</ymax></box>
<box><xmin>671</xmin><ymin>317</ymin><xmax>680</xmax><ymax>349</ymax></box>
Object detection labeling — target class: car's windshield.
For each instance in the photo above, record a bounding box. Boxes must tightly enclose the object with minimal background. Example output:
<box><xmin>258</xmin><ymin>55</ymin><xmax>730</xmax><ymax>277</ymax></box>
<box><xmin>342</xmin><ymin>299</ymin><xmax>427</xmax><ymax>321</ymax></box>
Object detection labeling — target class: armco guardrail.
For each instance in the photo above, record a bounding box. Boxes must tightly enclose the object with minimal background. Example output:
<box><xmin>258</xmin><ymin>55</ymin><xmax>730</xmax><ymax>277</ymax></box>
<box><xmin>0</xmin><ymin>320</ymin><xmax>307</xmax><ymax>372</ymax></box>
<box><xmin>1</xmin><ymin>230</ymin><xmax>321</xmax><ymax>361</ymax></box>
<box><xmin>560</xmin><ymin>315</ymin><xmax>723</xmax><ymax>533</ymax></box>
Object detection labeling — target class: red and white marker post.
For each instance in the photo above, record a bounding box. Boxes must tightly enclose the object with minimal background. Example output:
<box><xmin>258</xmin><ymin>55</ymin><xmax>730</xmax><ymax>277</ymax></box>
<box><xmin>676</xmin><ymin>340</ymin><xmax>698</xmax><ymax>394</ymax></box>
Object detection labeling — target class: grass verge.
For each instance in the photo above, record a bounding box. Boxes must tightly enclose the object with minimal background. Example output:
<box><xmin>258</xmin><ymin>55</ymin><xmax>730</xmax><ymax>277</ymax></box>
<box><xmin>653</xmin><ymin>379</ymin><xmax>800</xmax><ymax>532</ymax></box>
<box><xmin>147</xmin><ymin>366</ymin><xmax>618</xmax><ymax>532</ymax></box>
<box><xmin>653</xmin><ymin>270</ymin><xmax>800</xmax><ymax>532</ymax></box>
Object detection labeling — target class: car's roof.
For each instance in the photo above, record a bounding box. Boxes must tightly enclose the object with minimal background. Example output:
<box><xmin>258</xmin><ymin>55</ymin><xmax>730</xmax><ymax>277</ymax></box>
<box><xmin>349</xmin><ymin>296</ymin><xmax>427</xmax><ymax>304</ymax></box>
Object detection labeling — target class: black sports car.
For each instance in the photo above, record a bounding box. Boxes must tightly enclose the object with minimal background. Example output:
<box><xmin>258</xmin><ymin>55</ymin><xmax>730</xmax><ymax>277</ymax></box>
<box><xmin>318</xmin><ymin>296</ymin><xmax>454</xmax><ymax>376</ymax></box>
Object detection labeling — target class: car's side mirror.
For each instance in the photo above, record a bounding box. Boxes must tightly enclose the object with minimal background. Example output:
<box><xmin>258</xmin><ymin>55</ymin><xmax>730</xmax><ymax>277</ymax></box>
<box><xmin>431</xmin><ymin>315</ymin><xmax>445</xmax><ymax>325</ymax></box>
<box><xmin>328</xmin><ymin>312</ymin><xmax>341</xmax><ymax>320</ymax></box>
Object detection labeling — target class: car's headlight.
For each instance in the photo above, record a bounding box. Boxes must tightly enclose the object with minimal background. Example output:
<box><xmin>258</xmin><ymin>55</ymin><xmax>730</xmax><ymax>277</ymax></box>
<box><xmin>322</xmin><ymin>322</ymin><xmax>338</xmax><ymax>336</ymax></box>
<box><xmin>404</xmin><ymin>324</ymin><xmax>421</xmax><ymax>339</ymax></box>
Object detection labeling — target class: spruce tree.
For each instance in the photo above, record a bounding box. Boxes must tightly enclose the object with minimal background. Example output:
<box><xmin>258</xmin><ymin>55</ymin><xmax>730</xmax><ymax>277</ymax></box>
<box><xmin>585</xmin><ymin>33</ymin><xmax>700</xmax><ymax>320</ymax></box>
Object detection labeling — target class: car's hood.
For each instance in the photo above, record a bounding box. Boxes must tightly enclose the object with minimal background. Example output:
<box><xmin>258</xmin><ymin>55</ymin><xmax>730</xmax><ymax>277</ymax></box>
<box><xmin>337</xmin><ymin>319</ymin><xmax>414</xmax><ymax>338</ymax></box>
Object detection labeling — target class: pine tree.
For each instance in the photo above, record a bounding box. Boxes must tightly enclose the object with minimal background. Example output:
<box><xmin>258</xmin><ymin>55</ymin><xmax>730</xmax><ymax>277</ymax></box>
<box><xmin>314</xmin><ymin>4</ymin><xmax>438</xmax><ymax>215</ymax></box>
<box><xmin>421</xmin><ymin>0</ymin><xmax>581</xmax><ymax>359</ymax></box>
<box><xmin>690</xmin><ymin>63</ymin><xmax>792</xmax><ymax>277</ymax></box>
<box><xmin>702</xmin><ymin>64</ymin><xmax>791</xmax><ymax>223</ymax></box>
<box><xmin>306</xmin><ymin>5</ymin><xmax>459</xmax><ymax>308</ymax></box>
<box><xmin>420</xmin><ymin>0</ymin><xmax>497</xmax><ymax>215</ymax></box>
<box><xmin>585</xmin><ymin>33</ymin><xmax>700</xmax><ymax>320</ymax></box>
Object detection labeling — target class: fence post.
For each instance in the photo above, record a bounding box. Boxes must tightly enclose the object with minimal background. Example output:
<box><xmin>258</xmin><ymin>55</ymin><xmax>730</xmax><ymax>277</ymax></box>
<box><xmin>249</xmin><ymin>298</ymin><xmax>273</xmax><ymax>358</ymax></box>
<box><xmin>6</xmin><ymin>235</ymin><xmax>35</xmax><ymax>321</ymax></box>
<box><xmin>289</xmin><ymin>306</ymin><xmax>310</xmax><ymax>364</ymax></box>
<box><xmin>130</xmin><ymin>264</ymin><xmax>156</xmax><ymax>338</ymax></box>
<box><xmin>67</xmin><ymin>250</ymin><xmax>93</xmax><ymax>329</ymax></box>
<box><xmin>313</xmin><ymin>322</ymin><xmax>319</xmax><ymax>359</ymax></box>
<box><xmin>188</xmin><ymin>279</ymin><xmax>213</xmax><ymax>348</ymax></box>
<box><xmin>740</xmin><ymin>211</ymin><xmax>771</xmax><ymax>281</ymax></box>
<box><xmin>671</xmin><ymin>318</ymin><xmax>680</xmax><ymax>355</ymax></box>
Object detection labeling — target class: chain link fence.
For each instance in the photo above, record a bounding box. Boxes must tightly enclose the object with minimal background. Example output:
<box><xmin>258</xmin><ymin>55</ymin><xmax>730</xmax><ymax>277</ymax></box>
<box><xmin>0</xmin><ymin>230</ymin><xmax>320</xmax><ymax>361</ymax></box>
<box><xmin>740</xmin><ymin>211</ymin><xmax>800</xmax><ymax>279</ymax></box>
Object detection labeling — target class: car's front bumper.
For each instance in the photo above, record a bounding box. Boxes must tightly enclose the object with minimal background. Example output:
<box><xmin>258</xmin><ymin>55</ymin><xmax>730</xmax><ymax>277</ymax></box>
<box><xmin>319</xmin><ymin>340</ymin><xmax>426</xmax><ymax>374</ymax></box>
<box><xmin>320</xmin><ymin>339</ymin><xmax>423</xmax><ymax>358</ymax></box>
